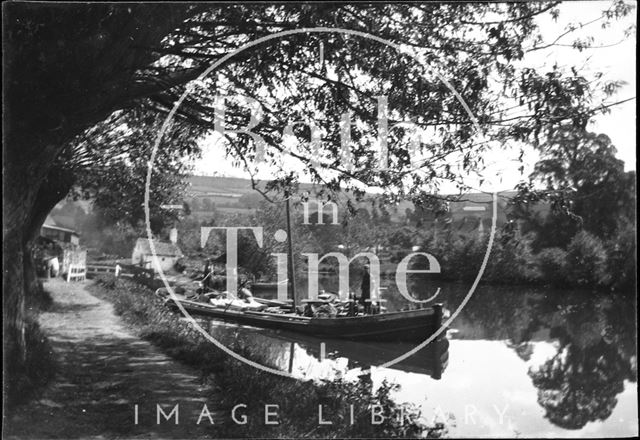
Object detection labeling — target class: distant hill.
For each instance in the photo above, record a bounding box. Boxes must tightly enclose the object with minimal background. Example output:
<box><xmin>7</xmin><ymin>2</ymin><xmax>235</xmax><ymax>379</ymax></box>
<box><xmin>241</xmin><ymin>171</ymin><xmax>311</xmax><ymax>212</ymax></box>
<box><xmin>49</xmin><ymin>175</ymin><xmax>546</xmax><ymax>234</ymax></box>
<box><xmin>185</xmin><ymin>175</ymin><xmax>341</xmax><ymax>216</ymax></box>
<box><xmin>183</xmin><ymin>175</ymin><xmax>540</xmax><ymax>229</ymax></box>
<box><xmin>186</xmin><ymin>175</ymin><xmax>320</xmax><ymax>197</ymax></box>
<box><xmin>188</xmin><ymin>175</ymin><xmax>257</xmax><ymax>196</ymax></box>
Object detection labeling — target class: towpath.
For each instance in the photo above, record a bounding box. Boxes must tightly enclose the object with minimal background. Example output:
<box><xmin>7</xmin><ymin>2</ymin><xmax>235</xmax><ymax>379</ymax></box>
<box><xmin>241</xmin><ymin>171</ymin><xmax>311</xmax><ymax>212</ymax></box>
<box><xmin>5</xmin><ymin>278</ymin><xmax>222</xmax><ymax>439</ymax></box>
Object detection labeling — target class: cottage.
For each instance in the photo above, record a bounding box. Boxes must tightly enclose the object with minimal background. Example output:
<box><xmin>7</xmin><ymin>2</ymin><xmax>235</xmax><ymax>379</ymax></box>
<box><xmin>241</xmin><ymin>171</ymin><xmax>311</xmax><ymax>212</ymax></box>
<box><xmin>41</xmin><ymin>215</ymin><xmax>80</xmax><ymax>245</ymax></box>
<box><xmin>131</xmin><ymin>238</ymin><xmax>183</xmax><ymax>273</ymax></box>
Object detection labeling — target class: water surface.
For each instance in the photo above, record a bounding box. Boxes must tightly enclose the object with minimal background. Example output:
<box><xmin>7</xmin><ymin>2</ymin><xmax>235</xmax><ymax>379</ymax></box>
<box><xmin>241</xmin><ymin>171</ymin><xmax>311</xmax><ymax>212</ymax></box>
<box><xmin>200</xmin><ymin>279</ymin><xmax>637</xmax><ymax>437</ymax></box>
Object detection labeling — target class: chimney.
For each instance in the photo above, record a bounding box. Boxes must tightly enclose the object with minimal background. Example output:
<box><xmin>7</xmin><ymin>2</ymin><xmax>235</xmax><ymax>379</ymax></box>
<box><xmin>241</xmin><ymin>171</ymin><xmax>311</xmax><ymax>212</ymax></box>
<box><xmin>170</xmin><ymin>227</ymin><xmax>178</xmax><ymax>244</ymax></box>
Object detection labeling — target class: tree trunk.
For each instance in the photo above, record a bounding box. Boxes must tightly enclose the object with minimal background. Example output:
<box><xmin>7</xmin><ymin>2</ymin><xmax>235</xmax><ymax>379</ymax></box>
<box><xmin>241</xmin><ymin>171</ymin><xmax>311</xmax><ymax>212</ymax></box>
<box><xmin>3</xmin><ymin>4</ymin><xmax>196</xmax><ymax>405</ymax></box>
<box><xmin>23</xmin><ymin>242</ymin><xmax>42</xmax><ymax>306</ymax></box>
<box><xmin>3</xmin><ymin>230</ymin><xmax>26</xmax><ymax>365</ymax></box>
<box><xmin>3</xmin><ymin>162</ymin><xmax>42</xmax><ymax>396</ymax></box>
<box><xmin>3</xmin><ymin>129</ymin><xmax>61</xmax><ymax>407</ymax></box>
<box><xmin>24</xmin><ymin>166</ymin><xmax>76</xmax><ymax>246</ymax></box>
<box><xmin>22</xmin><ymin>166</ymin><xmax>76</xmax><ymax>306</ymax></box>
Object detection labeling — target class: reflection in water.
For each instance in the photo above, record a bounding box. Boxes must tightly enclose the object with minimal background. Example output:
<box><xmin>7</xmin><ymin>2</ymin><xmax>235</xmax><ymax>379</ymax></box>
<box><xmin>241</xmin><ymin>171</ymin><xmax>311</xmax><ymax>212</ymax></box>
<box><xmin>202</xmin><ymin>319</ymin><xmax>448</xmax><ymax>381</ymax></box>
<box><xmin>442</xmin><ymin>285</ymin><xmax>637</xmax><ymax>435</ymax></box>
<box><xmin>527</xmin><ymin>298</ymin><xmax>637</xmax><ymax>430</ymax></box>
<box><xmin>198</xmin><ymin>278</ymin><xmax>637</xmax><ymax>437</ymax></box>
<box><xmin>530</xmin><ymin>339</ymin><xmax>630</xmax><ymax>429</ymax></box>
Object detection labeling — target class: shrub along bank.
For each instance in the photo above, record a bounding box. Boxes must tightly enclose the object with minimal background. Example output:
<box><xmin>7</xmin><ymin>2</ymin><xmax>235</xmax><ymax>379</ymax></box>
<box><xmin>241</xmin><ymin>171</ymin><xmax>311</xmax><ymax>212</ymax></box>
<box><xmin>425</xmin><ymin>228</ymin><xmax>635</xmax><ymax>292</ymax></box>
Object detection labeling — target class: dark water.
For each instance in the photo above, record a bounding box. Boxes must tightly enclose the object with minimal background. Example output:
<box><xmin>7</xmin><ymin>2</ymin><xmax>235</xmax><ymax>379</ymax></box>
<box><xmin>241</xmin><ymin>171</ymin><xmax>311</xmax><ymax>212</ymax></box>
<box><xmin>198</xmin><ymin>278</ymin><xmax>637</xmax><ymax>437</ymax></box>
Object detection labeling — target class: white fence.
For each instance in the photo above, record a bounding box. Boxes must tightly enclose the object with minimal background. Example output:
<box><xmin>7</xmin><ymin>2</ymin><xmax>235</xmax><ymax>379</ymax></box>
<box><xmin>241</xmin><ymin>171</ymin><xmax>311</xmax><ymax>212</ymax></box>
<box><xmin>86</xmin><ymin>264</ymin><xmax>130</xmax><ymax>279</ymax></box>
<box><xmin>66</xmin><ymin>264</ymin><xmax>86</xmax><ymax>282</ymax></box>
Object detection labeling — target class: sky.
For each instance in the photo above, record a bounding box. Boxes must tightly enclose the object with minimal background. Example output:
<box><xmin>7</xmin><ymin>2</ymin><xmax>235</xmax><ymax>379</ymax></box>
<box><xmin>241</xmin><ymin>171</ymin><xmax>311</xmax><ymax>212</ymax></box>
<box><xmin>534</xmin><ymin>0</ymin><xmax>636</xmax><ymax>168</ymax></box>
<box><xmin>193</xmin><ymin>1</ymin><xmax>636</xmax><ymax>192</ymax></box>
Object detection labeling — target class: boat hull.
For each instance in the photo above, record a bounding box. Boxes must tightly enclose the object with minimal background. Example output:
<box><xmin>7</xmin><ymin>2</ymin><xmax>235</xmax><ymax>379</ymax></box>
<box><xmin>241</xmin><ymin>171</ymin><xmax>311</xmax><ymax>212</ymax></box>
<box><xmin>166</xmin><ymin>299</ymin><xmax>444</xmax><ymax>343</ymax></box>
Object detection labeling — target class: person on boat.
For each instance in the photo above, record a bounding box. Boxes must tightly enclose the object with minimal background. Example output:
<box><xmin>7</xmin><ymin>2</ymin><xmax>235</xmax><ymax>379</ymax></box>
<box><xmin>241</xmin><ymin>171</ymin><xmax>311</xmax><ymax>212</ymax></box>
<box><xmin>347</xmin><ymin>291</ymin><xmax>357</xmax><ymax>316</ymax></box>
<box><xmin>209</xmin><ymin>268</ymin><xmax>225</xmax><ymax>291</ymax></box>
<box><xmin>303</xmin><ymin>302</ymin><xmax>315</xmax><ymax>317</ymax></box>
<box><xmin>238</xmin><ymin>285</ymin><xmax>253</xmax><ymax>302</ymax></box>
<box><xmin>360</xmin><ymin>264</ymin><xmax>372</xmax><ymax>314</ymax></box>
<box><xmin>202</xmin><ymin>259</ymin><xmax>213</xmax><ymax>288</ymax></box>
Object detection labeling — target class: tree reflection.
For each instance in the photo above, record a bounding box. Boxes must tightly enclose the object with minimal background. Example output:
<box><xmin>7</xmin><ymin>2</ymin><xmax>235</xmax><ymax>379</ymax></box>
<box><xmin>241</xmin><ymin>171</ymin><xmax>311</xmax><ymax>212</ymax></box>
<box><xmin>529</xmin><ymin>339</ymin><xmax>631</xmax><ymax>429</ymax></box>
<box><xmin>428</xmin><ymin>282</ymin><xmax>636</xmax><ymax>431</ymax></box>
<box><xmin>527</xmin><ymin>294</ymin><xmax>637</xmax><ymax>430</ymax></box>
<box><xmin>360</xmin><ymin>277</ymin><xmax>636</xmax><ymax>431</ymax></box>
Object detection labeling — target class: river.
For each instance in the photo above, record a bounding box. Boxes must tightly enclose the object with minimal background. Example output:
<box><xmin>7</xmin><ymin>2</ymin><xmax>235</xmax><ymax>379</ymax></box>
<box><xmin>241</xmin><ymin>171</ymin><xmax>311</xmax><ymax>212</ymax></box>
<box><xmin>197</xmin><ymin>277</ymin><xmax>637</xmax><ymax>437</ymax></box>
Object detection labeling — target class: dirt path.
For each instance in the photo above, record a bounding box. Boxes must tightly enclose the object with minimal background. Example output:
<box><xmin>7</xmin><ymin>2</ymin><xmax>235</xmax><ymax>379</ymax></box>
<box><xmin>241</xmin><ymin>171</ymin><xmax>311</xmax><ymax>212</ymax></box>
<box><xmin>5</xmin><ymin>279</ymin><xmax>222</xmax><ymax>439</ymax></box>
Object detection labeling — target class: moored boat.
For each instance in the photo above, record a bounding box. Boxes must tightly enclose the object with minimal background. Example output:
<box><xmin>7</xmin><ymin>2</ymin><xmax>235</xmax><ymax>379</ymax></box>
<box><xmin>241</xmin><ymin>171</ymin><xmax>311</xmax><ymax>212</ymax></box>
<box><xmin>165</xmin><ymin>192</ymin><xmax>446</xmax><ymax>343</ymax></box>
<box><xmin>165</xmin><ymin>297</ymin><xmax>444</xmax><ymax>343</ymax></box>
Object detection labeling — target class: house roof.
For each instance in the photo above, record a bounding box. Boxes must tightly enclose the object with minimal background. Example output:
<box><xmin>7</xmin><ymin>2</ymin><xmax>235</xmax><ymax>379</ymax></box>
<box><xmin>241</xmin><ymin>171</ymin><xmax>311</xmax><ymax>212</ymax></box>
<box><xmin>51</xmin><ymin>215</ymin><xmax>76</xmax><ymax>230</ymax></box>
<box><xmin>134</xmin><ymin>238</ymin><xmax>182</xmax><ymax>256</ymax></box>
<box><xmin>43</xmin><ymin>215</ymin><xmax>77</xmax><ymax>234</ymax></box>
<box><xmin>43</xmin><ymin>214</ymin><xmax>58</xmax><ymax>228</ymax></box>
<box><xmin>42</xmin><ymin>224</ymin><xmax>78</xmax><ymax>234</ymax></box>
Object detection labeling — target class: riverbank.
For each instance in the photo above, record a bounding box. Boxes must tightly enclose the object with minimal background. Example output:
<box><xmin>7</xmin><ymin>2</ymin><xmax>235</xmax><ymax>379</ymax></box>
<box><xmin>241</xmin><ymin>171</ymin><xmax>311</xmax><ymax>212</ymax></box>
<box><xmin>86</xmin><ymin>275</ymin><xmax>443</xmax><ymax>438</ymax></box>
<box><xmin>5</xmin><ymin>276</ymin><xmax>442</xmax><ymax>438</ymax></box>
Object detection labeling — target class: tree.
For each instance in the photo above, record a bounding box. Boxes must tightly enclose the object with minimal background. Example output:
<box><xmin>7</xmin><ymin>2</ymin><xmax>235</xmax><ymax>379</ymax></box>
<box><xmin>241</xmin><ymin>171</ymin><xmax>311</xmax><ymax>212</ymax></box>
<box><xmin>69</xmin><ymin>108</ymin><xmax>202</xmax><ymax>230</ymax></box>
<box><xmin>388</xmin><ymin>228</ymin><xmax>415</xmax><ymax>250</ymax></box>
<box><xmin>536</xmin><ymin>247</ymin><xmax>569</xmax><ymax>287</ymax></box>
<box><xmin>4</xmin><ymin>1</ymin><xmax>633</xmax><ymax>400</ymax></box>
<box><xmin>605</xmin><ymin>217</ymin><xmax>637</xmax><ymax>292</ymax></box>
<box><xmin>484</xmin><ymin>230</ymin><xmax>540</xmax><ymax>284</ymax></box>
<box><xmin>4</xmin><ymin>5</ymin><xmax>195</xmax><ymax>398</ymax></box>
<box><xmin>514</xmin><ymin>127</ymin><xmax>635</xmax><ymax>247</ymax></box>
<box><xmin>565</xmin><ymin>230</ymin><xmax>610</xmax><ymax>287</ymax></box>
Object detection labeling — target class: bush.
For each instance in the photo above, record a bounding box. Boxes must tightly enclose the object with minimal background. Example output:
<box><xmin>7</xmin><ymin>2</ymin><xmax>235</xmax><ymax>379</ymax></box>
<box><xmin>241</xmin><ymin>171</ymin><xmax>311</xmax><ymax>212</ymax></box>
<box><xmin>437</xmin><ymin>234</ymin><xmax>485</xmax><ymax>282</ymax></box>
<box><xmin>604</xmin><ymin>220</ymin><xmax>637</xmax><ymax>292</ymax></box>
<box><xmin>484</xmin><ymin>232</ymin><xmax>541</xmax><ymax>284</ymax></box>
<box><xmin>536</xmin><ymin>247</ymin><xmax>569</xmax><ymax>287</ymax></box>
<box><xmin>214</xmin><ymin>365</ymin><xmax>442</xmax><ymax>438</ymax></box>
<box><xmin>565</xmin><ymin>231</ymin><xmax>610</xmax><ymax>287</ymax></box>
<box><xmin>434</xmin><ymin>230</ymin><xmax>540</xmax><ymax>285</ymax></box>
